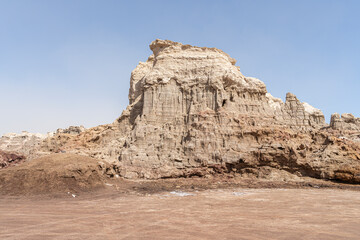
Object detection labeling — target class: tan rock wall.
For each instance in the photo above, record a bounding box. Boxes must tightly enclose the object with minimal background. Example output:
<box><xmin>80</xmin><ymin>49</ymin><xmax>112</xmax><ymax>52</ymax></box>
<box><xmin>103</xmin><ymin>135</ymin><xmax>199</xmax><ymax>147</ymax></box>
<box><xmin>2</xmin><ymin>39</ymin><xmax>359</xmax><ymax>183</ymax></box>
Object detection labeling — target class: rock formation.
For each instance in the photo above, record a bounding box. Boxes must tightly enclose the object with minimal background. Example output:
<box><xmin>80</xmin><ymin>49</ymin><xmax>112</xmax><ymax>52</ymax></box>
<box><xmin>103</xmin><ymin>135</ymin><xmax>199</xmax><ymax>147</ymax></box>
<box><xmin>0</xmin><ymin>150</ymin><xmax>26</xmax><ymax>169</ymax></box>
<box><xmin>114</xmin><ymin>39</ymin><xmax>336</xmax><ymax>179</ymax></box>
<box><xmin>56</xmin><ymin>126</ymin><xmax>86</xmax><ymax>135</ymax></box>
<box><xmin>0</xmin><ymin>131</ymin><xmax>50</xmax><ymax>157</ymax></box>
<box><xmin>330</xmin><ymin>113</ymin><xmax>360</xmax><ymax>131</ymax></box>
<box><xmin>1</xmin><ymin>39</ymin><xmax>360</xmax><ymax>184</ymax></box>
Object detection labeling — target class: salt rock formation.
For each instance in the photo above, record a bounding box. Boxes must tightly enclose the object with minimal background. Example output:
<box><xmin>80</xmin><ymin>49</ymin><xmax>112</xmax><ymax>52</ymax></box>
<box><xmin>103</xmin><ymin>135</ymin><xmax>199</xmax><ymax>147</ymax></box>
<box><xmin>114</xmin><ymin>39</ymin><xmax>352</xmax><ymax>180</ymax></box>
<box><xmin>0</xmin><ymin>150</ymin><xmax>26</xmax><ymax>169</ymax></box>
<box><xmin>0</xmin><ymin>131</ymin><xmax>51</xmax><ymax>157</ymax></box>
<box><xmin>284</xmin><ymin>93</ymin><xmax>325</xmax><ymax>128</ymax></box>
<box><xmin>40</xmin><ymin>123</ymin><xmax>125</xmax><ymax>161</ymax></box>
<box><xmin>56</xmin><ymin>126</ymin><xmax>86</xmax><ymax>135</ymax></box>
<box><xmin>0</xmin><ymin>127</ymin><xmax>86</xmax><ymax>160</ymax></box>
<box><xmin>5</xmin><ymin>39</ymin><xmax>360</xmax><ymax>184</ymax></box>
<box><xmin>330</xmin><ymin>113</ymin><xmax>360</xmax><ymax>131</ymax></box>
<box><xmin>127</xmin><ymin>39</ymin><xmax>325</xmax><ymax>129</ymax></box>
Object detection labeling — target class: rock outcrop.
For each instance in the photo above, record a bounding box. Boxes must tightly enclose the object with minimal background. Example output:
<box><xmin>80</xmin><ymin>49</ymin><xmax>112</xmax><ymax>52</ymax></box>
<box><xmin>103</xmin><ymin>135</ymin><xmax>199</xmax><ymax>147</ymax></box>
<box><xmin>0</xmin><ymin>150</ymin><xmax>26</xmax><ymax>169</ymax></box>
<box><xmin>56</xmin><ymin>126</ymin><xmax>86</xmax><ymax>135</ymax></box>
<box><xmin>0</xmin><ymin>131</ymin><xmax>50</xmax><ymax>157</ymax></box>
<box><xmin>330</xmin><ymin>113</ymin><xmax>360</xmax><ymax>131</ymax></box>
<box><xmin>284</xmin><ymin>93</ymin><xmax>326</xmax><ymax>128</ymax></box>
<box><xmin>1</xmin><ymin>39</ymin><xmax>359</xmax><ymax>184</ymax></box>
<box><xmin>126</xmin><ymin>40</ymin><xmax>325</xmax><ymax>129</ymax></box>
<box><xmin>115</xmin><ymin>40</ymin><xmax>337</xmax><ymax>179</ymax></box>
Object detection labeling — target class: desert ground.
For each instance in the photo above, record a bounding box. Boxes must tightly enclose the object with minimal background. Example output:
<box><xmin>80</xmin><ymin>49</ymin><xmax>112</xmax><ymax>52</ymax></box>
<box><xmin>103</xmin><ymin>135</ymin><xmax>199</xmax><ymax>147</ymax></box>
<box><xmin>1</xmin><ymin>39</ymin><xmax>360</xmax><ymax>239</ymax></box>
<box><xmin>1</xmin><ymin>185</ymin><xmax>360</xmax><ymax>240</ymax></box>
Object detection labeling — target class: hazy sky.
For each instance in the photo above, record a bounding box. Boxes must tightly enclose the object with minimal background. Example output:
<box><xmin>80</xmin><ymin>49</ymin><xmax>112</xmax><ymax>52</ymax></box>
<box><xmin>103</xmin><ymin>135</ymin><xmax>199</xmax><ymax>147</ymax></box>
<box><xmin>1</xmin><ymin>0</ymin><xmax>360</xmax><ymax>136</ymax></box>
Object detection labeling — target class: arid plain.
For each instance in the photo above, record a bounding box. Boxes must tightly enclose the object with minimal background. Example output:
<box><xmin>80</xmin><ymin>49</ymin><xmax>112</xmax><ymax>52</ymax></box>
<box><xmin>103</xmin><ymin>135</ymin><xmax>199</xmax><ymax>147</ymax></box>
<box><xmin>1</xmin><ymin>40</ymin><xmax>360</xmax><ymax>239</ymax></box>
<box><xmin>1</xmin><ymin>187</ymin><xmax>360</xmax><ymax>240</ymax></box>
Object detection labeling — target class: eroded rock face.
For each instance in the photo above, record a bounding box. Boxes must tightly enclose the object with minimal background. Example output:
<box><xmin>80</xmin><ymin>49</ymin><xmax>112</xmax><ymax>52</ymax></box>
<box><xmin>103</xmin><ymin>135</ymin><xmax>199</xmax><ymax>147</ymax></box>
<box><xmin>0</xmin><ymin>150</ymin><xmax>26</xmax><ymax>169</ymax></box>
<box><xmin>114</xmin><ymin>40</ymin><xmax>356</xmax><ymax>180</ymax></box>
<box><xmin>127</xmin><ymin>40</ymin><xmax>325</xmax><ymax>129</ymax></box>
<box><xmin>330</xmin><ymin>113</ymin><xmax>360</xmax><ymax>131</ymax></box>
<box><xmin>0</xmin><ymin>132</ymin><xmax>50</xmax><ymax>157</ymax></box>
<box><xmin>56</xmin><ymin>126</ymin><xmax>86</xmax><ymax>135</ymax></box>
<box><xmin>40</xmin><ymin>123</ymin><xmax>126</xmax><ymax>161</ymax></box>
<box><xmin>284</xmin><ymin>93</ymin><xmax>326</xmax><ymax>128</ymax></box>
<box><xmin>3</xmin><ymin>39</ymin><xmax>360</xmax><ymax>184</ymax></box>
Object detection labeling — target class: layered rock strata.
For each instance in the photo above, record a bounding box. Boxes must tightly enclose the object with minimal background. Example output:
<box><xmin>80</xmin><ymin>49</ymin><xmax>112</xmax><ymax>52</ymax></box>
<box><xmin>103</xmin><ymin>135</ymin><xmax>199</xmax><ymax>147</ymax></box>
<box><xmin>112</xmin><ymin>40</ymin><xmax>358</xmax><ymax>182</ymax></box>
<box><xmin>330</xmin><ymin>113</ymin><xmax>360</xmax><ymax>131</ymax></box>
<box><xmin>0</xmin><ymin>131</ymin><xmax>50</xmax><ymax>157</ymax></box>
<box><xmin>1</xmin><ymin>39</ymin><xmax>359</xmax><ymax>183</ymax></box>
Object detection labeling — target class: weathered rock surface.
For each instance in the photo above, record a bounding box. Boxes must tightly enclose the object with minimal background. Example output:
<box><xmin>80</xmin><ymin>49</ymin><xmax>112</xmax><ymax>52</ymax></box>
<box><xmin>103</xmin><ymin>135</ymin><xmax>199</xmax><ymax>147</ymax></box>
<box><xmin>0</xmin><ymin>131</ymin><xmax>50</xmax><ymax>157</ymax></box>
<box><xmin>0</xmin><ymin>150</ymin><xmax>26</xmax><ymax>169</ymax></box>
<box><xmin>56</xmin><ymin>125</ymin><xmax>86</xmax><ymax>135</ymax></box>
<box><xmin>1</xmin><ymin>39</ymin><xmax>359</xmax><ymax>184</ymax></box>
<box><xmin>330</xmin><ymin>113</ymin><xmax>360</xmax><ymax>131</ymax></box>
<box><xmin>115</xmin><ymin>39</ymin><xmax>347</xmax><ymax>180</ymax></box>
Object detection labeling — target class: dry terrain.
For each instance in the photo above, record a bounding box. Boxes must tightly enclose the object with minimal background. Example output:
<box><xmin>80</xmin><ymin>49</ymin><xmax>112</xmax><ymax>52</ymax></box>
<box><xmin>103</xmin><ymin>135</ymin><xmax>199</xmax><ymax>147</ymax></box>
<box><xmin>1</xmin><ymin>39</ymin><xmax>360</xmax><ymax>240</ymax></box>
<box><xmin>1</xmin><ymin>187</ymin><xmax>360</xmax><ymax>240</ymax></box>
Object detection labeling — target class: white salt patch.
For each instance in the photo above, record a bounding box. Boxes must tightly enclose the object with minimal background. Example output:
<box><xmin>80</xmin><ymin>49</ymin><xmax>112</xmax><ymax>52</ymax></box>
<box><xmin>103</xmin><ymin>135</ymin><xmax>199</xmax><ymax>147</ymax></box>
<box><xmin>302</xmin><ymin>102</ymin><xmax>321</xmax><ymax>115</ymax></box>
<box><xmin>266</xmin><ymin>93</ymin><xmax>284</xmax><ymax>111</ymax></box>
<box><xmin>232</xmin><ymin>192</ymin><xmax>245</xmax><ymax>196</ymax></box>
<box><xmin>169</xmin><ymin>191</ymin><xmax>195</xmax><ymax>197</ymax></box>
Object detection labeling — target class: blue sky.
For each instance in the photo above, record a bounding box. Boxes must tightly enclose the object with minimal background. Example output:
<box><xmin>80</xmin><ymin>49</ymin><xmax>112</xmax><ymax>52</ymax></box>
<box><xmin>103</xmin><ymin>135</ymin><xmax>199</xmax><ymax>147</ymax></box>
<box><xmin>1</xmin><ymin>0</ymin><xmax>359</xmax><ymax>135</ymax></box>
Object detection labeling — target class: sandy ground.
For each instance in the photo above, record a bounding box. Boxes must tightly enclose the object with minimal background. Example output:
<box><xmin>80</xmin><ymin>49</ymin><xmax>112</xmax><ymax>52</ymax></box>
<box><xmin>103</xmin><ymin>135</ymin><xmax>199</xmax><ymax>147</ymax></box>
<box><xmin>1</xmin><ymin>188</ymin><xmax>360</xmax><ymax>240</ymax></box>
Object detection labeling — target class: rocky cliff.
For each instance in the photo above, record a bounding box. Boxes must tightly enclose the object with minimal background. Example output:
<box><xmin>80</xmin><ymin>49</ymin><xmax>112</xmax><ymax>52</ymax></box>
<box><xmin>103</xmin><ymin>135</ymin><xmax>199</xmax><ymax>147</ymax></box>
<box><xmin>1</xmin><ymin>39</ymin><xmax>360</xmax><ymax>183</ymax></box>
<box><xmin>330</xmin><ymin>113</ymin><xmax>360</xmax><ymax>131</ymax></box>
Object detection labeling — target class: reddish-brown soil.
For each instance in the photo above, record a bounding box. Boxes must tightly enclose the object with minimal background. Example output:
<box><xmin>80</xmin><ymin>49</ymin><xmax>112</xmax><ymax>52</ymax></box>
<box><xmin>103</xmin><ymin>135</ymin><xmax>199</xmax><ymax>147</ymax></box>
<box><xmin>1</xmin><ymin>188</ymin><xmax>360</xmax><ymax>240</ymax></box>
<box><xmin>0</xmin><ymin>150</ymin><xmax>25</xmax><ymax>169</ymax></box>
<box><xmin>0</xmin><ymin>154</ymin><xmax>110</xmax><ymax>195</ymax></box>
<box><xmin>3</xmin><ymin>153</ymin><xmax>359</xmax><ymax>197</ymax></box>
<box><xmin>1</xmin><ymin>153</ymin><xmax>360</xmax><ymax>239</ymax></box>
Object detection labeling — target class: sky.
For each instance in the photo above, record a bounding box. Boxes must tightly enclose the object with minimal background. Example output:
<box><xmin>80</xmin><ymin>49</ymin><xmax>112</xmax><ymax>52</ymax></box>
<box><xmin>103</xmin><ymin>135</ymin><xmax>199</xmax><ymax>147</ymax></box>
<box><xmin>0</xmin><ymin>0</ymin><xmax>360</xmax><ymax>136</ymax></box>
